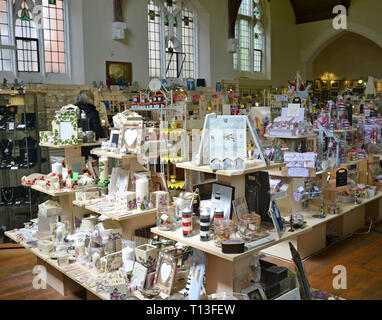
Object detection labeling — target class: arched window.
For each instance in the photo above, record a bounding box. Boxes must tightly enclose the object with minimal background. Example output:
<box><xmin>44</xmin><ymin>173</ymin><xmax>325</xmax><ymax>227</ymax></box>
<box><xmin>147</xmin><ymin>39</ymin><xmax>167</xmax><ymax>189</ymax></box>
<box><xmin>147</xmin><ymin>0</ymin><xmax>197</xmax><ymax>80</ymax></box>
<box><xmin>0</xmin><ymin>0</ymin><xmax>67</xmax><ymax>74</ymax></box>
<box><xmin>234</xmin><ymin>0</ymin><xmax>265</xmax><ymax>73</ymax></box>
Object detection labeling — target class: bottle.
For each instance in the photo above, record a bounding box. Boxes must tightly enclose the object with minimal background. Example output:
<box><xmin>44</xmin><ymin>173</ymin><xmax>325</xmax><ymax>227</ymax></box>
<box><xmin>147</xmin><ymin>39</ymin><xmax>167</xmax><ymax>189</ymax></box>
<box><xmin>213</xmin><ymin>191</ymin><xmax>224</xmax><ymax>220</ymax></box>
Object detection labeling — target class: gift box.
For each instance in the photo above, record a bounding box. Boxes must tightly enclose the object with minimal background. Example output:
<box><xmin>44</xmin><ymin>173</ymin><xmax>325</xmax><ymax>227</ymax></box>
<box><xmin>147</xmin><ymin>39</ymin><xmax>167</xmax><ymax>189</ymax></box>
<box><xmin>135</xmin><ymin>244</ymin><xmax>158</xmax><ymax>270</ymax></box>
<box><xmin>108</xmin><ymin>278</ymin><xmax>127</xmax><ymax>300</ymax></box>
<box><xmin>116</xmin><ymin>192</ymin><xmax>136</xmax><ymax>212</ymax></box>
<box><xmin>150</xmin><ymin>191</ymin><xmax>170</xmax><ymax>209</ymax></box>
<box><xmin>75</xmin><ymin>189</ymin><xmax>100</xmax><ymax>203</ymax></box>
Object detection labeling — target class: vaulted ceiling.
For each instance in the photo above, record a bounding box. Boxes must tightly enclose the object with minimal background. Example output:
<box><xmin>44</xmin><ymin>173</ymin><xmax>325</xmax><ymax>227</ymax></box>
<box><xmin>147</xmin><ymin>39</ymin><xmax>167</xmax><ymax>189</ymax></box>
<box><xmin>290</xmin><ymin>0</ymin><xmax>352</xmax><ymax>24</ymax></box>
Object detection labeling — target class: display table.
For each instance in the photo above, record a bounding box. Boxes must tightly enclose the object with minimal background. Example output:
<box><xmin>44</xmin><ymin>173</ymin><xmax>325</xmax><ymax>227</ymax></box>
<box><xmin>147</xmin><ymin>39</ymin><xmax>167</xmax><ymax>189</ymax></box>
<box><xmin>4</xmin><ymin>230</ymin><xmax>178</xmax><ymax>300</ymax></box>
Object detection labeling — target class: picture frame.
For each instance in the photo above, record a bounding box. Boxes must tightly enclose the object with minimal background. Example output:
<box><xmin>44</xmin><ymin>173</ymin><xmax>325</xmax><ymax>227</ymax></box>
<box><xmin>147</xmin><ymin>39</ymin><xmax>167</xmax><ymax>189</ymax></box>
<box><xmin>105</xmin><ymin>251</ymin><xmax>123</xmax><ymax>273</ymax></box>
<box><xmin>211</xmin><ymin>183</ymin><xmax>235</xmax><ymax>220</ymax></box>
<box><xmin>119</xmin><ymin>121</ymin><xmax>143</xmax><ymax>154</ymax></box>
<box><xmin>269</xmin><ymin>200</ymin><xmax>283</xmax><ymax>240</ymax></box>
<box><xmin>106</xmin><ymin>61</ymin><xmax>132</xmax><ymax>86</ymax></box>
<box><xmin>321</xmin><ymin>80</ymin><xmax>328</xmax><ymax>90</ymax></box>
<box><xmin>66</xmin><ymin>156</ymin><xmax>86</xmax><ymax>174</ymax></box>
<box><xmin>130</xmin><ymin>262</ymin><xmax>148</xmax><ymax>290</ymax></box>
<box><xmin>109</xmin><ymin>129</ymin><xmax>120</xmax><ymax>149</ymax></box>
<box><xmin>241</xmin><ymin>284</ymin><xmax>267</xmax><ymax>300</ymax></box>
<box><xmin>314</xmin><ymin>79</ymin><xmax>321</xmax><ymax>91</ymax></box>
<box><xmin>289</xmin><ymin>242</ymin><xmax>312</xmax><ymax>300</ymax></box>
<box><xmin>233</xmin><ymin>197</ymin><xmax>249</xmax><ymax>221</ymax></box>
<box><xmin>331</xmin><ymin>80</ymin><xmax>339</xmax><ymax>89</ymax></box>
<box><xmin>52</xmin><ymin>111</ymin><xmax>78</xmax><ymax>146</ymax></box>
<box><xmin>109</xmin><ymin>168</ymin><xmax>130</xmax><ymax>195</ymax></box>
<box><xmin>154</xmin><ymin>251</ymin><xmax>177</xmax><ymax>295</ymax></box>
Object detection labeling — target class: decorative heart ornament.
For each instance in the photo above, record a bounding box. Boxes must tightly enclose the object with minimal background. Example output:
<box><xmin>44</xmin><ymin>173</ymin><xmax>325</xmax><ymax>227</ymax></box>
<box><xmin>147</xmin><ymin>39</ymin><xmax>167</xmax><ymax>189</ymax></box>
<box><xmin>160</xmin><ymin>263</ymin><xmax>172</xmax><ymax>283</ymax></box>
<box><xmin>124</xmin><ymin>129</ymin><xmax>138</xmax><ymax>147</ymax></box>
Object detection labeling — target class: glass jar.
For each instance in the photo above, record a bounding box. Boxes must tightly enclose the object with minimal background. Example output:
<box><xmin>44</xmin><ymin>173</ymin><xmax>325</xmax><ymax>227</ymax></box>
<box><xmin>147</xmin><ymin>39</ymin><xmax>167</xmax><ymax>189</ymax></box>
<box><xmin>238</xmin><ymin>214</ymin><xmax>261</xmax><ymax>241</ymax></box>
<box><xmin>213</xmin><ymin>219</ymin><xmax>236</xmax><ymax>247</ymax></box>
<box><xmin>157</xmin><ymin>205</ymin><xmax>177</xmax><ymax>231</ymax></box>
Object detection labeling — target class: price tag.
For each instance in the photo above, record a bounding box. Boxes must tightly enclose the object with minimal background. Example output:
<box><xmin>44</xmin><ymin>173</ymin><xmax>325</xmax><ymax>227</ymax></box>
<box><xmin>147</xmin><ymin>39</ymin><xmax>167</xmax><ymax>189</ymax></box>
<box><xmin>287</xmin><ymin>104</ymin><xmax>301</xmax><ymax>117</ymax></box>
<box><xmin>160</xmin><ymin>214</ymin><xmax>169</xmax><ymax>222</ymax></box>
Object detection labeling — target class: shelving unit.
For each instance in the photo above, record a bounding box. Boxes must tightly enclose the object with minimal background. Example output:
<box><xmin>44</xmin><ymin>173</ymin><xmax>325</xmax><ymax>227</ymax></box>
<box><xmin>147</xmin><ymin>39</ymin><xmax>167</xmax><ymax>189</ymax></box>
<box><xmin>0</xmin><ymin>90</ymin><xmax>49</xmax><ymax>233</ymax></box>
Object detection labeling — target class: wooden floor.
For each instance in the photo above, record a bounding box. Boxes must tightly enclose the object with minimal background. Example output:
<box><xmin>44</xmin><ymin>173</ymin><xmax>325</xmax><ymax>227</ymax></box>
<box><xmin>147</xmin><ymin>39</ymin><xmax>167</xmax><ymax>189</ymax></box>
<box><xmin>0</xmin><ymin>221</ymin><xmax>381</xmax><ymax>300</ymax></box>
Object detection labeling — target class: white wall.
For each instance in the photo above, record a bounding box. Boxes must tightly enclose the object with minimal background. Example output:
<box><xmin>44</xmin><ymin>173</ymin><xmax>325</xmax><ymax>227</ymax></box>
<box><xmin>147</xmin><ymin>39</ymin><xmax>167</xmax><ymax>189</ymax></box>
<box><xmin>297</xmin><ymin>0</ymin><xmax>382</xmax><ymax>80</ymax></box>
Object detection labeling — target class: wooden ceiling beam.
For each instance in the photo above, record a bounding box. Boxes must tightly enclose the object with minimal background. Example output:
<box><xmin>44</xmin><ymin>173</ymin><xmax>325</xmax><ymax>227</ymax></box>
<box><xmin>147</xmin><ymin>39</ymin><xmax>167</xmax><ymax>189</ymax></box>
<box><xmin>291</xmin><ymin>0</ymin><xmax>352</xmax><ymax>25</ymax></box>
<box><xmin>228</xmin><ymin>0</ymin><xmax>243</xmax><ymax>39</ymax></box>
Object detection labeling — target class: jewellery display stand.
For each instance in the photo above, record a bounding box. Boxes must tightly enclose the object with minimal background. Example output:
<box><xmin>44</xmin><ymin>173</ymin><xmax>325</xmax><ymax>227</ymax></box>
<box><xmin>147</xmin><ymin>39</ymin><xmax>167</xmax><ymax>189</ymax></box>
<box><xmin>0</xmin><ymin>90</ymin><xmax>49</xmax><ymax>234</ymax></box>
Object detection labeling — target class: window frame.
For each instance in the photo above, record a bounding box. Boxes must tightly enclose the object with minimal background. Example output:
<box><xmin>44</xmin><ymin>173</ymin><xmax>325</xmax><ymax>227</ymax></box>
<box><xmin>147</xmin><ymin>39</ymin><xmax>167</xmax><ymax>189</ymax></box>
<box><xmin>147</xmin><ymin>0</ymin><xmax>198</xmax><ymax>81</ymax></box>
<box><xmin>0</xmin><ymin>0</ymin><xmax>71</xmax><ymax>81</ymax></box>
<box><xmin>234</xmin><ymin>0</ymin><xmax>270</xmax><ymax>80</ymax></box>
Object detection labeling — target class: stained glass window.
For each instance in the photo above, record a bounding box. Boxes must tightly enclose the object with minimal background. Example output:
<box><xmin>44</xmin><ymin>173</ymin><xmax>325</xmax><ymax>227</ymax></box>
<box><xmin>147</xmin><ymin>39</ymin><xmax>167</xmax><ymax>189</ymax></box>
<box><xmin>15</xmin><ymin>0</ymin><xmax>39</xmax><ymax>72</ymax></box>
<box><xmin>0</xmin><ymin>0</ymin><xmax>67</xmax><ymax>74</ymax></box>
<box><xmin>147</xmin><ymin>0</ymin><xmax>197</xmax><ymax>80</ymax></box>
<box><xmin>234</xmin><ymin>0</ymin><xmax>264</xmax><ymax>73</ymax></box>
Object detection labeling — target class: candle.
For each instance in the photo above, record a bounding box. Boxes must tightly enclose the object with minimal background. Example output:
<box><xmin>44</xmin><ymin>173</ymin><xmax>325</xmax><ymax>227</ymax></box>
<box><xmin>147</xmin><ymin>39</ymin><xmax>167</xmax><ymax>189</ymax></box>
<box><xmin>199</xmin><ymin>207</ymin><xmax>211</xmax><ymax>242</ymax></box>
<box><xmin>52</xmin><ymin>162</ymin><xmax>63</xmax><ymax>176</ymax></box>
<box><xmin>182</xmin><ymin>208</ymin><xmax>193</xmax><ymax>238</ymax></box>
<box><xmin>99</xmin><ymin>157</ymin><xmax>109</xmax><ymax>182</ymax></box>
<box><xmin>136</xmin><ymin>177</ymin><xmax>149</xmax><ymax>211</ymax></box>
<box><xmin>74</xmin><ymin>241</ymin><xmax>85</xmax><ymax>259</ymax></box>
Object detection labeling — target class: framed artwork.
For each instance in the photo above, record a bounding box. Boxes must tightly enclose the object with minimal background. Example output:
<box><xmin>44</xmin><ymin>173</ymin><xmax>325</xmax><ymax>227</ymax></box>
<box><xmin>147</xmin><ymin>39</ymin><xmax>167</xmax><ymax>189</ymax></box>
<box><xmin>269</xmin><ymin>200</ymin><xmax>283</xmax><ymax>240</ymax></box>
<box><xmin>150</xmin><ymin>172</ymin><xmax>169</xmax><ymax>193</ymax></box>
<box><xmin>330</xmin><ymin>91</ymin><xmax>338</xmax><ymax>98</ymax></box>
<box><xmin>331</xmin><ymin>80</ymin><xmax>339</xmax><ymax>89</ymax></box>
<box><xmin>66</xmin><ymin>156</ymin><xmax>85</xmax><ymax>174</ymax></box>
<box><xmin>306</xmin><ymin>80</ymin><xmax>313</xmax><ymax>91</ymax></box>
<box><xmin>314</xmin><ymin>79</ymin><xmax>321</xmax><ymax>91</ymax></box>
<box><xmin>109</xmin><ymin>130</ymin><xmax>120</xmax><ymax>149</ymax></box>
<box><xmin>119</xmin><ymin>121</ymin><xmax>143</xmax><ymax>154</ymax></box>
<box><xmin>321</xmin><ymin>80</ymin><xmax>328</xmax><ymax>90</ymax></box>
<box><xmin>211</xmin><ymin>183</ymin><xmax>235</xmax><ymax>220</ymax></box>
<box><xmin>106</xmin><ymin>61</ymin><xmax>132</xmax><ymax>86</ymax></box>
<box><xmin>154</xmin><ymin>251</ymin><xmax>177</xmax><ymax>295</ymax></box>
<box><xmin>233</xmin><ymin>197</ymin><xmax>249</xmax><ymax>221</ymax></box>
<box><xmin>209</xmin><ymin>116</ymin><xmax>247</xmax><ymax>170</ymax></box>
<box><xmin>242</xmin><ymin>284</ymin><xmax>267</xmax><ymax>300</ymax></box>
<box><xmin>109</xmin><ymin>168</ymin><xmax>130</xmax><ymax>195</ymax></box>
<box><xmin>130</xmin><ymin>262</ymin><xmax>148</xmax><ymax>290</ymax></box>
<box><xmin>52</xmin><ymin>111</ymin><xmax>78</xmax><ymax>145</ymax></box>
<box><xmin>289</xmin><ymin>242</ymin><xmax>312</xmax><ymax>300</ymax></box>
<box><xmin>105</xmin><ymin>251</ymin><xmax>123</xmax><ymax>273</ymax></box>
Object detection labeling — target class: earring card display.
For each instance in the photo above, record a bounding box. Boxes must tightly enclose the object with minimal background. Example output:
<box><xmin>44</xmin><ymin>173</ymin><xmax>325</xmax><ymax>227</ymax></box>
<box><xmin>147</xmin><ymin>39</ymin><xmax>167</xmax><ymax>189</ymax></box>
<box><xmin>52</xmin><ymin>111</ymin><xmax>78</xmax><ymax>145</ymax></box>
<box><xmin>154</xmin><ymin>251</ymin><xmax>177</xmax><ymax>296</ymax></box>
<box><xmin>119</xmin><ymin>121</ymin><xmax>143</xmax><ymax>154</ymax></box>
<box><xmin>209</xmin><ymin>116</ymin><xmax>246</xmax><ymax>170</ymax></box>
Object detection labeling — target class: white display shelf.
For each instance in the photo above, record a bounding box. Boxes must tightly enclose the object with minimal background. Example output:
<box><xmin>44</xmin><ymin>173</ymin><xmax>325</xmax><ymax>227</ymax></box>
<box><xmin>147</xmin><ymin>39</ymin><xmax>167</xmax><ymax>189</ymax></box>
<box><xmin>90</xmin><ymin>148</ymin><xmax>137</xmax><ymax>160</ymax></box>
<box><xmin>73</xmin><ymin>200</ymin><xmax>158</xmax><ymax>222</ymax></box>
<box><xmin>4</xmin><ymin>230</ymin><xmax>170</xmax><ymax>301</ymax></box>
<box><xmin>151</xmin><ymin>223</ymin><xmax>313</xmax><ymax>263</ymax></box>
<box><xmin>264</xmin><ymin>134</ymin><xmax>314</xmax><ymax>140</ymax></box>
<box><xmin>31</xmin><ymin>184</ymin><xmax>76</xmax><ymax>197</ymax></box>
<box><xmin>39</xmin><ymin>141</ymin><xmax>102</xmax><ymax>149</ymax></box>
<box><xmin>176</xmin><ymin>161</ymin><xmax>285</xmax><ymax>177</ymax></box>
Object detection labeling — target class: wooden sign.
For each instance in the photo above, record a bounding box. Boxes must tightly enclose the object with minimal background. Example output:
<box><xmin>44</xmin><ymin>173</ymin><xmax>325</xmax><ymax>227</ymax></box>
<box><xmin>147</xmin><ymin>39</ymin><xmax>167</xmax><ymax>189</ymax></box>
<box><xmin>336</xmin><ymin>168</ymin><xmax>348</xmax><ymax>188</ymax></box>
